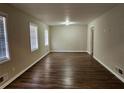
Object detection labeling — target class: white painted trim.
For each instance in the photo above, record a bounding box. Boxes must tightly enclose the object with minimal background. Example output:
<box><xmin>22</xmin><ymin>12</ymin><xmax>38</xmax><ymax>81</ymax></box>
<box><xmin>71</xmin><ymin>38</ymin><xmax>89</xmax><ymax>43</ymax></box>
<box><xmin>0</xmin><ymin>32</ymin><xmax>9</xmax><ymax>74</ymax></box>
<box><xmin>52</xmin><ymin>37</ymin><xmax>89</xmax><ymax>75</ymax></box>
<box><xmin>87</xmin><ymin>51</ymin><xmax>91</xmax><ymax>55</ymax></box>
<box><xmin>94</xmin><ymin>56</ymin><xmax>124</xmax><ymax>83</ymax></box>
<box><xmin>0</xmin><ymin>51</ymin><xmax>50</xmax><ymax>89</ymax></box>
<box><xmin>3</xmin><ymin>51</ymin><xmax>123</xmax><ymax>89</ymax></box>
<box><xmin>50</xmin><ymin>50</ymin><xmax>87</xmax><ymax>53</ymax></box>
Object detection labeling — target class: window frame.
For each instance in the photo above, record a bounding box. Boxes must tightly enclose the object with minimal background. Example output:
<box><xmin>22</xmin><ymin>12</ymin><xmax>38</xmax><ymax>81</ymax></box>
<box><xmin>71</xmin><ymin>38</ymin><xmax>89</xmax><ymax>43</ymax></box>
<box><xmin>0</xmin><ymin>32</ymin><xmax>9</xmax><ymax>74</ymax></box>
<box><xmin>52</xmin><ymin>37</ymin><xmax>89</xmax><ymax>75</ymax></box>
<box><xmin>29</xmin><ymin>22</ymin><xmax>39</xmax><ymax>52</ymax></box>
<box><xmin>44</xmin><ymin>29</ymin><xmax>49</xmax><ymax>46</ymax></box>
<box><xmin>0</xmin><ymin>13</ymin><xmax>10</xmax><ymax>64</ymax></box>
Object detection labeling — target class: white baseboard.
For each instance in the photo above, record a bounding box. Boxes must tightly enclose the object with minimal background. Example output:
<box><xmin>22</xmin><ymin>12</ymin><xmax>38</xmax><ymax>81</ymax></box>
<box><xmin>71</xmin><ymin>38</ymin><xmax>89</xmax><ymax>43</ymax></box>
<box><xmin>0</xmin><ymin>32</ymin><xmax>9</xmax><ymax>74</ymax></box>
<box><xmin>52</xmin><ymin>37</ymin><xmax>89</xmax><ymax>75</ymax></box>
<box><xmin>0</xmin><ymin>51</ymin><xmax>50</xmax><ymax>89</ymax></box>
<box><xmin>94</xmin><ymin>56</ymin><xmax>124</xmax><ymax>83</ymax></box>
<box><xmin>50</xmin><ymin>50</ymin><xmax>87</xmax><ymax>53</ymax></box>
<box><xmin>87</xmin><ymin>51</ymin><xmax>91</xmax><ymax>55</ymax></box>
<box><xmin>2</xmin><ymin>51</ymin><xmax>122</xmax><ymax>89</ymax></box>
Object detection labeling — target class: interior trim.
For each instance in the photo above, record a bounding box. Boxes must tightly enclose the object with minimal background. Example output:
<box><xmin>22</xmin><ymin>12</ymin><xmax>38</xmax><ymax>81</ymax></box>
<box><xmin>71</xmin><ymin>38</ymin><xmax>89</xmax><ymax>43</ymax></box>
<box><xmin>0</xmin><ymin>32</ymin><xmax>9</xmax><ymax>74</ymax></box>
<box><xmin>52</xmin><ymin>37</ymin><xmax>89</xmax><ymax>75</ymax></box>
<box><xmin>50</xmin><ymin>50</ymin><xmax>88</xmax><ymax>53</ymax></box>
<box><xmin>0</xmin><ymin>51</ymin><xmax>50</xmax><ymax>89</ymax></box>
<box><xmin>94</xmin><ymin>56</ymin><xmax>124</xmax><ymax>83</ymax></box>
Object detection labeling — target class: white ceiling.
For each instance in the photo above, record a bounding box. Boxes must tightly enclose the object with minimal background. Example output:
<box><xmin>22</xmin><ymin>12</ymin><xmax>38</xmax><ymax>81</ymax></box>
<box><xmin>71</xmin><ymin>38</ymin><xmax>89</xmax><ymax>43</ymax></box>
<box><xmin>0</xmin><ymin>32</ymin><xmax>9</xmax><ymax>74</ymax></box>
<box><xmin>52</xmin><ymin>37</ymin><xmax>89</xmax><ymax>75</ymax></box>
<box><xmin>12</xmin><ymin>3</ymin><xmax>117</xmax><ymax>25</ymax></box>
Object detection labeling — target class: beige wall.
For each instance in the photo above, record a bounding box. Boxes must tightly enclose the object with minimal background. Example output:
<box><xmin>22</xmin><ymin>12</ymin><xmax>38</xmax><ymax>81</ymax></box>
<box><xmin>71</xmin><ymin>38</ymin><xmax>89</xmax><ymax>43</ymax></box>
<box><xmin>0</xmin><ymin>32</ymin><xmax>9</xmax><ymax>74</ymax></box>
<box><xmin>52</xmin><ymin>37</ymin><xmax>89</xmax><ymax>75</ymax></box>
<box><xmin>0</xmin><ymin>4</ymin><xmax>49</xmax><ymax>87</ymax></box>
<box><xmin>87</xmin><ymin>5</ymin><xmax>124</xmax><ymax>81</ymax></box>
<box><xmin>50</xmin><ymin>25</ymin><xmax>87</xmax><ymax>52</ymax></box>
<box><xmin>1</xmin><ymin>3</ymin><xmax>124</xmax><ymax>87</ymax></box>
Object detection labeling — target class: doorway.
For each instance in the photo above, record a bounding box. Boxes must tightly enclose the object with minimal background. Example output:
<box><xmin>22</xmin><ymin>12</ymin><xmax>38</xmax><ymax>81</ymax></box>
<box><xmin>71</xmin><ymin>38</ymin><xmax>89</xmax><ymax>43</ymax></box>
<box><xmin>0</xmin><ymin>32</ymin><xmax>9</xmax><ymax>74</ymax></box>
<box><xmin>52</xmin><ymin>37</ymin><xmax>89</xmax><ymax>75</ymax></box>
<box><xmin>91</xmin><ymin>26</ymin><xmax>94</xmax><ymax>57</ymax></box>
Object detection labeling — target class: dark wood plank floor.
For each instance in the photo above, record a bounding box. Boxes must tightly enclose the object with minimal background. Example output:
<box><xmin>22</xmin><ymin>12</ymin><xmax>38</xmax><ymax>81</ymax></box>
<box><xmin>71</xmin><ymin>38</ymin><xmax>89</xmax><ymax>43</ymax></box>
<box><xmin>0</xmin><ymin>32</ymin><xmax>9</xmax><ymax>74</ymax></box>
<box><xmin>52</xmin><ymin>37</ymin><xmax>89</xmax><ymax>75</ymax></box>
<box><xmin>5</xmin><ymin>52</ymin><xmax>124</xmax><ymax>89</ymax></box>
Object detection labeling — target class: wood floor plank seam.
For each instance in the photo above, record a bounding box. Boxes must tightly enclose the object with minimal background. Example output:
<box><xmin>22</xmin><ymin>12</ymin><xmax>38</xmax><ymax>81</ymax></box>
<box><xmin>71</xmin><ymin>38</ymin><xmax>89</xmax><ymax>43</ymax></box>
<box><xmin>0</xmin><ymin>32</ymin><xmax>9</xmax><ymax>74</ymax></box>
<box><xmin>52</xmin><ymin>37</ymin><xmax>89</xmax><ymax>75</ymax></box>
<box><xmin>0</xmin><ymin>51</ymin><xmax>50</xmax><ymax>89</ymax></box>
<box><xmin>5</xmin><ymin>52</ymin><xmax>124</xmax><ymax>89</ymax></box>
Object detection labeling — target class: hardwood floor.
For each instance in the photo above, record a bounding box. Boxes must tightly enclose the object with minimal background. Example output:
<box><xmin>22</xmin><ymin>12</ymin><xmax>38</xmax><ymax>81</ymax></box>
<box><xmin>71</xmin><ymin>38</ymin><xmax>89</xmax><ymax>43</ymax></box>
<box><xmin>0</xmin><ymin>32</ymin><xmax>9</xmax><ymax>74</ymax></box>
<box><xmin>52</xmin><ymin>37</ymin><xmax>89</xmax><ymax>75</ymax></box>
<box><xmin>5</xmin><ymin>52</ymin><xmax>124</xmax><ymax>89</ymax></box>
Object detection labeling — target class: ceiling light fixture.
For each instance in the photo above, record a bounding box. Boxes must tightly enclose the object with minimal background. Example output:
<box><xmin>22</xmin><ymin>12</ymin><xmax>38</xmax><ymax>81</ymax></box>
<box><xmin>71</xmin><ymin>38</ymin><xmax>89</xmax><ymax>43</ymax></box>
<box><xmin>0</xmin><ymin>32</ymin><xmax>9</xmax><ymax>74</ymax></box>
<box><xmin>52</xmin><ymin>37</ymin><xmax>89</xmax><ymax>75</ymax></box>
<box><xmin>65</xmin><ymin>18</ymin><xmax>70</xmax><ymax>26</ymax></box>
<box><xmin>59</xmin><ymin>17</ymin><xmax>77</xmax><ymax>26</ymax></box>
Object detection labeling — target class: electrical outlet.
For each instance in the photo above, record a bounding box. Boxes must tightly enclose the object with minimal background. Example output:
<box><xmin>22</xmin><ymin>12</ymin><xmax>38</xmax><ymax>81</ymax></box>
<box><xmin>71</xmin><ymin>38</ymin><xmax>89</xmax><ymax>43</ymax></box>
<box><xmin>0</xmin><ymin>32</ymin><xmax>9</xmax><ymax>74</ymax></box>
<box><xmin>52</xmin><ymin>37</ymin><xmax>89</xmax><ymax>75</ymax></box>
<box><xmin>0</xmin><ymin>77</ymin><xmax>4</xmax><ymax>83</ymax></box>
<box><xmin>119</xmin><ymin>69</ymin><xmax>123</xmax><ymax>75</ymax></box>
<box><xmin>0</xmin><ymin>73</ymin><xmax>8</xmax><ymax>84</ymax></box>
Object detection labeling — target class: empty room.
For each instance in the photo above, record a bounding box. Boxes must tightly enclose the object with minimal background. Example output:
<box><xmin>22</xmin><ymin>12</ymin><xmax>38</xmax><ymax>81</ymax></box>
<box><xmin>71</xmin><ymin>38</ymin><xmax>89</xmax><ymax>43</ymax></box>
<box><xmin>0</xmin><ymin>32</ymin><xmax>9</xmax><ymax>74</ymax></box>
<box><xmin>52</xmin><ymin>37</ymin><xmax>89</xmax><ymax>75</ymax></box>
<box><xmin>0</xmin><ymin>3</ymin><xmax>124</xmax><ymax>89</ymax></box>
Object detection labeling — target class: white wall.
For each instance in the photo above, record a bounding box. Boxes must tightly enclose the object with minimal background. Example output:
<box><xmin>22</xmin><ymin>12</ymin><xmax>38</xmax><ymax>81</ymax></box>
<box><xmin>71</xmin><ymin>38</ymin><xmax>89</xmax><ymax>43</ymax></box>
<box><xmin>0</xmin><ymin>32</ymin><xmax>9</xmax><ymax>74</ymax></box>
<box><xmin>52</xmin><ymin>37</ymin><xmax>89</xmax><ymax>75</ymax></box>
<box><xmin>50</xmin><ymin>25</ymin><xmax>87</xmax><ymax>52</ymax></box>
<box><xmin>87</xmin><ymin>5</ymin><xmax>124</xmax><ymax>82</ymax></box>
<box><xmin>0</xmin><ymin>4</ymin><xmax>50</xmax><ymax>88</ymax></box>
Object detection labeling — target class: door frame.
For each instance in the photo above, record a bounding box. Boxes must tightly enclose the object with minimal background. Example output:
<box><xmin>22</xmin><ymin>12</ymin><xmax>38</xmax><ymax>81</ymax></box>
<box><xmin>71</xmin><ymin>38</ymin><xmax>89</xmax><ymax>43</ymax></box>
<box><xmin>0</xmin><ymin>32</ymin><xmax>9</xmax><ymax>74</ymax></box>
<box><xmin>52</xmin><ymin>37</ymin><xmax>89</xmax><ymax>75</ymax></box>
<box><xmin>90</xmin><ymin>26</ymin><xmax>94</xmax><ymax>57</ymax></box>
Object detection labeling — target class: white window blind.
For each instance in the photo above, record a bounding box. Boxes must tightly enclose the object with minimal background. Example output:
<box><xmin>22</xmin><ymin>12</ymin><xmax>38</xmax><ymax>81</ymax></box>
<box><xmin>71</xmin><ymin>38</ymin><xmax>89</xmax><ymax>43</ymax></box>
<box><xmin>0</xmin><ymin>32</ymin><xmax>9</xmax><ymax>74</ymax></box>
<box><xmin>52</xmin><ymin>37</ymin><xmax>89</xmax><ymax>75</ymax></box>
<box><xmin>0</xmin><ymin>16</ymin><xmax>9</xmax><ymax>63</ymax></box>
<box><xmin>29</xmin><ymin>22</ymin><xmax>38</xmax><ymax>52</ymax></box>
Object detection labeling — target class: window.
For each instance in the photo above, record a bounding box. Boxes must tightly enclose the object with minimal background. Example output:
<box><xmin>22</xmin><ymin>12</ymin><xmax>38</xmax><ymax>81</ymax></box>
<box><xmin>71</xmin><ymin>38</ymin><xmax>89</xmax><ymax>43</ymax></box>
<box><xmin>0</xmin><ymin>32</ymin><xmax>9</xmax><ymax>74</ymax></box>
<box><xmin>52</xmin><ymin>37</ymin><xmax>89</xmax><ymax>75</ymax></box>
<box><xmin>0</xmin><ymin>16</ymin><xmax>9</xmax><ymax>63</ymax></box>
<box><xmin>45</xmin><ymin>29</ymin><xmax>49</xmax><ymax>46</ymax></box>
<box><xmin>29</xmin><ymin>22</ymin><xmax>38</xmax><ymax>52</ymax></box>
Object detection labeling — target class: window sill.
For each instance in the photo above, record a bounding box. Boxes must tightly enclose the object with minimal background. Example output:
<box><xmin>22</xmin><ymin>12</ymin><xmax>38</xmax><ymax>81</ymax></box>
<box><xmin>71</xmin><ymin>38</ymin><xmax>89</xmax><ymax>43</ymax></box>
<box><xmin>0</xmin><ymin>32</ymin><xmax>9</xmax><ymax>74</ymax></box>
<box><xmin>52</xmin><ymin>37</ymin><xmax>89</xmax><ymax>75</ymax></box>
<box><xmin>45</xmin><ymin>45</ymin><xmax>49</xmax><ymax>47</ymax></box>
<box><xmin>0</xmin><ymin>58</ymin><xmax>10</xmax><ymax>64</ymax></box>
<box><xmin>31</xmin><ymin>48</ymin><xmax>39</xmax><ymax>52</ymax></box>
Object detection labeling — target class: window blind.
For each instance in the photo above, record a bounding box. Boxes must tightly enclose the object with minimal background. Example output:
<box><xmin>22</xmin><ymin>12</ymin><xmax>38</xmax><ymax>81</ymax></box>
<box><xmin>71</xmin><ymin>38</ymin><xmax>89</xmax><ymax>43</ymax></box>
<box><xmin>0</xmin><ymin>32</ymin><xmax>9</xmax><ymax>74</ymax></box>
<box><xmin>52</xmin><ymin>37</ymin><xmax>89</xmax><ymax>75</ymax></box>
<box><xmin>0</xmin><ymin>16</ymin><xmax>9</xmax><ymax>62</ymax></box>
